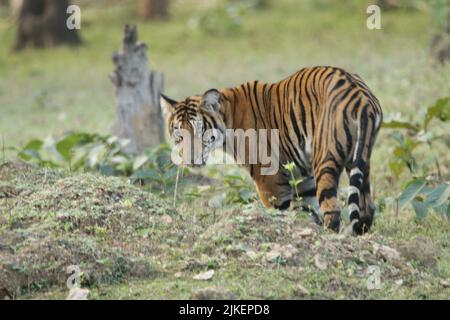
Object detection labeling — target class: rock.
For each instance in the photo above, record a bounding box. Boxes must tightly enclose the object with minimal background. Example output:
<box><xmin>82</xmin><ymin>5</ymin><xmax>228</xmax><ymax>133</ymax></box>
<box><xmin>398</xmin><ymin>237</ymin><xmax>437</xmax><ymax>267</ymax></box>
<box><xmin>293</xmin><ymin>284</ymin><xmax>310</xmax><ymax>297</ymax></box>
<box><xmin>191</xmin><ymin>287</ymin><xmax>236</xmax><ymax>300</ymax></box>
<box><xmin>292</xmin><ymin>228</ymin><xmax>314</xmax><ymax>240</ymax></box>
<box><xmin>314</xmin><ymin>254</ymin><xmax>327</xmax><ymax>270</ymax></box>
<box><xmin>193</xmin><ymin>269</ymin><xmax>215</xmax><ymax>281</ymax></box>
<box><xmin>66</xmin><ymin>288</ymin><xmax>90</xmax><ymax>300</ymax></box>
<box><xmin>245</xmin><ymin>250</ymin><xmax>258</xmax><ymax>259</ymax></box>
<box><xmin>160</xmin><ymin>214</ymin><xmax>173</xmax><ymax>224</ymax></box>
<box><xmin>372</xmin><ymin>243</ymin><xmax>401</xmax><ymax>262</ymax></box>
<box><xmin>265</xmin><ymin>244</ymin><xmax>298</xmax><ymax>262</ymax></box>
<box><xmin>395</xmin><ymin>279</ymin><xmax>403</xmax><ymax>286</ymax></box>
<box><xmin>439</xmin><ymin>279</ymin><xmax>450</xmax><ymax>288</ymax></box>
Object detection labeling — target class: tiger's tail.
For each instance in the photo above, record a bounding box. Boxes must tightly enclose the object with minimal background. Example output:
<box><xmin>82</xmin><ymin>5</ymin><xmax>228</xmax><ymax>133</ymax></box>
<box><xmin>347</xmin><ymin>102</ymin><xmax>381</xmax><ymax>234</ymax></box>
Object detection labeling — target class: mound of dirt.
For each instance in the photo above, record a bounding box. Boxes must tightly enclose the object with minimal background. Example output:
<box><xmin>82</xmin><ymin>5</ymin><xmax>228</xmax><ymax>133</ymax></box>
<box><xmin>195</xmin><ymin>207</ymin><xmax>444</xmax><ymax>298</ymax></box>
<box><xmin>0</xmin><ymin>161</ymin><xmax>178</xmax><ymax>298</ymax></box>
<box><xmin>1</xmin><ymin>161</ymin><xmax>447</xmax><ymax>299</ymax></box>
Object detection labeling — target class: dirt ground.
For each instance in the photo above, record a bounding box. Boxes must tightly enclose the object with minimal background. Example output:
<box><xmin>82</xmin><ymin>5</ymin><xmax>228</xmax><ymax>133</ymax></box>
<box><xmin>1</xmin><ymin>160</ymin><xmax>449</xmax><ymax>299</ymax></box>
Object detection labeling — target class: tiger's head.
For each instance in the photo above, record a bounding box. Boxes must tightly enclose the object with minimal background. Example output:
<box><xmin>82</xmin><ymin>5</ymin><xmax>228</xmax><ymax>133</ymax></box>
<box><xmin>160</xmin><ymin>89</ymin><xmax>226</xmax><ymax>167</ymax></box>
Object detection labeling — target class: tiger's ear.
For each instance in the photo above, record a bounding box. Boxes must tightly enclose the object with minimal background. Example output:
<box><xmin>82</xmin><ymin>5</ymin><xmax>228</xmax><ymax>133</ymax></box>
<box><xmin>160</xmin><ymin>94</ymin><xmax>177</xmax><ymax>116</ymax></box>
<box><xmin>202</xmin><ymin>89</ymin><xmax>221</xmax><ymax>112</ymax></box>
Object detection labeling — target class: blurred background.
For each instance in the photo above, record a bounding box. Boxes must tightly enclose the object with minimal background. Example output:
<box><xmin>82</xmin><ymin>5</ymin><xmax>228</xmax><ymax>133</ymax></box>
<box><xmin>0</xmin><ymin>0</ymin><xmax>448</xmax><ymax>156</ymax></box>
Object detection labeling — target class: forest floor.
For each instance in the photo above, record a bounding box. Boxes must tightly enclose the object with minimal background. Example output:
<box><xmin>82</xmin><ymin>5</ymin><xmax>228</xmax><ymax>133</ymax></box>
<box><xmin>0</xmin><ymin>0</ymin><xmax>449</xmax><ymax>299</ymax></box>
<box><xmin>1</xmin><ymin>160</ymin><xmax>449</xmax><ymax>299</ymax></box>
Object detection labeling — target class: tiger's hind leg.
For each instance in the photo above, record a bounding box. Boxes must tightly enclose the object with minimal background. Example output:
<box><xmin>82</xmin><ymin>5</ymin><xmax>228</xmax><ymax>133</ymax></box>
<box><xmin>347</xmin><ymin>162</ymin><xmax>375</xmax><ymax>235</ymax></box>
<box><xmin>313</xmin><ymin>155</ymin><xmax>344</xmax><ymax>232</ymax></box>
<box><xmin>361</xmin><ymin>165</ymin><xmax>376</xmax><ymax>231</ymax></box>
<box><xmin>347</xmin><ymin>103</ymin><xmax>381</xmax><ymax>235</ymax></box>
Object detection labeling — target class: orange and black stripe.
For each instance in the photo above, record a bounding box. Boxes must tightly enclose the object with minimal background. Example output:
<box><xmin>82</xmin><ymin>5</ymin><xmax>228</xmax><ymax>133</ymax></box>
<box><xmin>163</xmin><ymin>66</ymin><xmax>382</xmax><ymax>234</ymax></box>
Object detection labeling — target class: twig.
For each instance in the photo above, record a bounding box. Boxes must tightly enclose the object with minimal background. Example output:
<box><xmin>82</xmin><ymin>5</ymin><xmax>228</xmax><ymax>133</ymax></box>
<box><xmin>1</xmin><ymin>134</ymin><xmax>5</xmax><ymax>163</ymax></box>
<box><xmin>173</xmin><ymin>165</ymin><xmax>183</xmax><ymax>207</ymax></box>
<box><xmin>427</xmin><ymin>141</ymin><xmax>442</xmax><ymax>180</ymax></box>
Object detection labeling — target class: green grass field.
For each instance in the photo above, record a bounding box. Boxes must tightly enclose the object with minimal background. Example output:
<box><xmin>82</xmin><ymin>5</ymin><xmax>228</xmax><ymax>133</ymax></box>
<box><xmin>0</xmin><ymin>0</ymin><xmax>449</xmax><ymax>299</ymax></box>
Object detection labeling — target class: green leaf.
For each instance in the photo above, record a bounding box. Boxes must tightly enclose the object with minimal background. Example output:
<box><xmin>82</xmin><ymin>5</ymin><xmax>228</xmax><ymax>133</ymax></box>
<box><xmin>18</xmin><ymin>139</ymin><xmax>43</xmax><ymax>161</ymax></box>
<box><xmin>97</xmin><ymin>164</ymin><xmax>115</xmax><ymax>176</ymax></box>
<box><xmin>424</xmin><ymin>97</ymin><xmax>450</xmax><ymax>131</ymax></box>
<box><xmin>434</xmin><ymin>202</ymin><xmax>449</xmax><ymax>217</ymax></box>
<box><xmin>283</xmin><ymin>162</ymin><xmax>296</xmax><ymax>172</ymax></box>
<box><xmin>82</xmin><ymin>144</ymin><xmax>105</xmax><ymax>168</ymax></box>
<box><xmin>225</xmin><ymin>174</ymin><xmax>245</xmax><ymax>181</ymax></box>
<box><xmin>129</xmin><ymin>169</ymin><xmax>160</xmax><ymax>183</ymax></box>
<box><xmin>56</xmin><ymin>133</ymin><xmax>92</xmax><ymax>162</ymax></box>
<box><xmin>425</xmin><ymin>184</ymin><xmax>450</xmax><ymax>208</ymax></box>
<box><xmin>388</xmin><ymin>160</ymin><xmax>404</xmax><ymax>178</ymax></box>
<box><xmin>239</xmin><ymin>189</ymin><xmax>255</xmax><ymax>203</ymax></box>
<box><xmin>398</xmin><ymin>178</ymin><xmax>427</xmax><ymax>210</ymax></box>
<box><xmin>132</xmin><ymin>154</ymin><xmax>148</xmax><ymax>171</ymax></box>
<box><xmin>22</xmin><ymin>139</ymin><xmax>43</xmax><ymax>151</ymax></box>
<box><xmin>18</xmin><ymin>149</ymin><xmax>41</xmax><ymax>161</ymax></box>
<box><xmin>163</xmin><ymin>166</ymin><xmax>178</xmax><ymax>181</ymax></box>
<box><xmin>109</xmin><ymin>155</ymin><xmax>129</xmax><ymax>164</ymax></box>
<box><xmin>411</xmin><ymin>199</ymin><xmax>429</xmax><ymax>220</ymax></box>
<box><xmin>289</xmin><ymin>179</ymin><xmax>302</xmax><ymax>187</ymax></box>
<box><xmin>208</xmin><ymin>193</ymin><xmax>226</xmax><ymax>208</ymax></box>
<box><xmin>382</xmin><ymin>120</ymin><xmax>419</xmax><ymax>132</ymax></box>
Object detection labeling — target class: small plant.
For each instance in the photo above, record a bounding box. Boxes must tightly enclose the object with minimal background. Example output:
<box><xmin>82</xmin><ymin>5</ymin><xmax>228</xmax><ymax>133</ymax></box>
<box><xmin>283</xmin><ymin>161</ymin><xmax>302</xmax><ymax>202</ymax></box>
<box><xmin>222</xmin><ymin>172</ymin><xmax>257</xmax><ymax>205</ymax></box>
<box><xmin>383</xmin><ymin>97</ymin><xmax>449</xmax><ymax>178</ymax></box>
<box><xmin>202</xmin><ymin>166</ymin><xmax>257</xmax><ymax>206</ymax></box>
<box><xmin>128</xmin><ymin>144</ymin><xmax>185</xmax><ymax>194</ymax></box>
<box><xmin>397</xmin><ymin>177</ymin><xmax>449</xmax><ymax>221</ymax></box>
<box><xmin>188</xmin><ymin>0</ymin><xmax>270</xmax><ymax>35</ymax></box>
<box><xmin>17</xmin><ymin>132</ymin><xmax>132</xmax><ymax>174</ymax></box>
<box><xmin>16</xmin><ymin>132</ymin><xmax>181</xmax><ymax>195</ymax></box>
<box><xmin>428</xmin><ymin>0</ymin><xmax>450</xmax><ymax>31</ymax></box>
<box><xmin>383</xmin><ymin>97</ymin><xmax>450</xmax><ymax>221</ymax></box>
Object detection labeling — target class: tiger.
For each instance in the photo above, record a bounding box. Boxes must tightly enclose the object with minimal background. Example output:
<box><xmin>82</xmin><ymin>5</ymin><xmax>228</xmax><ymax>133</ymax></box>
<box><xmin>160</xmin><ymin>66</ymin><xmax>383</xmax><ymax>235</ymax></box>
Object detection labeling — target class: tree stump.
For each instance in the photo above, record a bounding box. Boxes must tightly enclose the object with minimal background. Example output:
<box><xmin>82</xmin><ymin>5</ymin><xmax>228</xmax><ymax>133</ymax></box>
<box><xmin>14</xmin><ymin>0</ymin><xmax>81</xmax><ymax>51</ymax></box>
<box><xmin>110</xmin><ymin>24</ymin><xmax>164</xmax><ymax>155</ymax></box>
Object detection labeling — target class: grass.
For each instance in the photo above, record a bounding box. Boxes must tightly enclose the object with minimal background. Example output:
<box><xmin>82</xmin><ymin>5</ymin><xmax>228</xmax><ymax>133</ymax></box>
<box><xmin>0</xmin><ymin>0</ymin><xmax>449</xmax><ymax>299</ymax></box>
<box><xmin>1</xmin><ymin>160</ymin><xmax>449</xmax><ymax>299</ymax></box>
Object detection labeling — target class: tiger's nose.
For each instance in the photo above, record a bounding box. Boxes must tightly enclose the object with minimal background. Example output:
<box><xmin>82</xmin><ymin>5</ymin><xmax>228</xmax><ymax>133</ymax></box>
<box><xmin>180</xmin><ymin>137</ymin><xmax>204</xmax><ymax>166</ymax></box>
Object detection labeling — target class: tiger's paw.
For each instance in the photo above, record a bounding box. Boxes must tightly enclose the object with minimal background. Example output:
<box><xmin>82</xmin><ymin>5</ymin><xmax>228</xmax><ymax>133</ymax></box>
<box><xmin>323</xmin><ymin>211</ymin><xmax>341</xmax><ymax>232</ymax></box>
<box><xmin>352</xmin><ymin>216</ymin><xmax>373</xmax><ymax>235</ymax></box>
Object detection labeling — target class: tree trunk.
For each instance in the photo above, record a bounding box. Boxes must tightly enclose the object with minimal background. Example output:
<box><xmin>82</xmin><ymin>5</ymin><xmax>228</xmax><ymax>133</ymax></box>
<box><xmin>138</xmin><ymin>0</ymin><xmax>169</xmax><ymax>20</ymax></box>
<box><xmin>377</xmin><ymin>0</ymin><xmax>401</xmax><ymax>10</ymax></box>
<box><xmin>14</xmin><ymin>0</ymin><xmax>81</xmax><ymax>51</ymax></box>
<box><xmin>110</xmin><ymin>24</ymin><xmax>164</xmax><ymax>155</ymax></box>
<box><xmin>431</xmin><ymin>28</ymin><xmax>450</xmax><ymax>65</ymax></box>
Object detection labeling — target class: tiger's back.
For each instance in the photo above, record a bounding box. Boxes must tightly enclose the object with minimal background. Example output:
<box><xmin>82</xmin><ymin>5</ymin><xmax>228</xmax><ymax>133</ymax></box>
<box><xmin>162</xmin><ymin>66</ymin><xmax>383</xmax><ymax>234</ymax></box>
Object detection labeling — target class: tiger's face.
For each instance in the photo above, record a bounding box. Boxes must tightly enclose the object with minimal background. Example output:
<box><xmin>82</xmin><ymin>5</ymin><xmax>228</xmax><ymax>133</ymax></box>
<box><xmin>160</xmin><ymin>89</ymin><xmax>226</xmax><ymax>167</ymax></box>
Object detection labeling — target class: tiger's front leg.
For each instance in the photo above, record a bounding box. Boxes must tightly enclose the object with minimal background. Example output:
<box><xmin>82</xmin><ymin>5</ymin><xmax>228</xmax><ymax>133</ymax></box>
<box><xmin>288</xmin><ymin>176</ymin><xmax>323</xmax><ymax>225</ymax></box>
<box><xmin>253</xmin><ymin>172</ymin><xmax>293</xmax><ymax>210</ymax></box>
<box><xmin>253</xmin><ymin>172</ymin><xmax>322</xmax><ymax>226</ymax></box>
